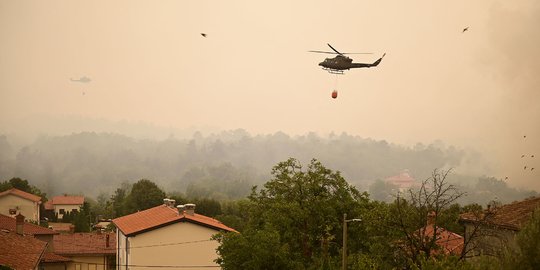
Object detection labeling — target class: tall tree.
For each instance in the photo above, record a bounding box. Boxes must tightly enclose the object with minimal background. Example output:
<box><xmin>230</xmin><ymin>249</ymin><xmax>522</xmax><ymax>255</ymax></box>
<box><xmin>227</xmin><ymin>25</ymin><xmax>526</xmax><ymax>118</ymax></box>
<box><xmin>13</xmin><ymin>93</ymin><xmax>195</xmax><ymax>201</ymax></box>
<box><xmin>214</xmin><ymin>158</ymin><xmax>369</xmax><ymax>269</ymax></box>
<box><xmin>125</xmin><ymin>179</ymin><xmax>165</xmax><ymax>213</ymax></box>
<box><xmin>390</xmin><ymin>169</ymin><xmax>465</xmax><ymax>267</ymax></box>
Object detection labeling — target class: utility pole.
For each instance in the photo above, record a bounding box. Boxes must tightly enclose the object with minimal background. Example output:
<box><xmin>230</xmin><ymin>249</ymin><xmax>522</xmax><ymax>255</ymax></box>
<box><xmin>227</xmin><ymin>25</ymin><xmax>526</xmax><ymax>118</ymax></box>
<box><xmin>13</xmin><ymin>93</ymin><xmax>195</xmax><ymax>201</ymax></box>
<box><xmin>342</xmin><ymin>214</ymin><xmax>361</xmax><ymax>270</ymax></box>
<box><xmin>342</xmin><ymin>213</ymin><xmax>347</xmax><ymax>270</ymax></box>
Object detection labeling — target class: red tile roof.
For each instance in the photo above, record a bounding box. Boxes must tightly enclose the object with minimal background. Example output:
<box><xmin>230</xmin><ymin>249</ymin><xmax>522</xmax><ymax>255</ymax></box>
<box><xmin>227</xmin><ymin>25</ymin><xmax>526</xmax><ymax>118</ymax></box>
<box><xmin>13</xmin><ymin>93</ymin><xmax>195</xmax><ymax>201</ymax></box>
<box><xmin>50</xmin><ymin>195</ymin><xmax>85</xmax><ymax>205</ymax></box>
<box><xmin>0</xmin><ymin>230</ymin><xmax>48</xmax><ymax>270</ymax></box>
<box><xmin>0</xmin><ymin>214</ymin><xmax>58</xmax><ymax>235</ymax></box>
<box><xmin>417</xmin><ymin>225</ymin><xmax>464</xmax><ymax>255</ymax></box>
<box><xmin>53</xmin><ymin>233</ymin><xmax>116</xmax><ymax>255</ymax></box>
<box><xmin>48</xmin><ymin>222</ymin><xmax>74</xmax><ymax>233</ymax></box>
<box><xmin>44</xmin><ymin>200</ymin><xmax>54</xmax><ymax>210</ymax></box>
<box><xmin>460</xmin><ymin>196</ymin><xmax>540</xmax><ymax>231</ymax></box>
<box><xmin>41</xmin><ymin>252</ymin><xmax>71</xmax><ymax>263</ymax></box>
<box><xmin>0</xmin><ymin>188</ymin><xmax>42</xmax><ymax>203</ymax></box>
<box><xmin>113</xmin><ymin>204</ymin><xmax>237</xmax><ymax>236</ymax></box>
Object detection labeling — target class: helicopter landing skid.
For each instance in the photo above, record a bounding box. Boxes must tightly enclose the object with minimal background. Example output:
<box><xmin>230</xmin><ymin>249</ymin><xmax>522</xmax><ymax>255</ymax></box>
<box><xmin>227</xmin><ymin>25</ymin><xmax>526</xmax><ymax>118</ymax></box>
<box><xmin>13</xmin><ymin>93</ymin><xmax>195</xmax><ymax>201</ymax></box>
<box><xmin>322</xmin><ymin>67</ymin><xmax>344</xmax><ymax>75</ymax></box>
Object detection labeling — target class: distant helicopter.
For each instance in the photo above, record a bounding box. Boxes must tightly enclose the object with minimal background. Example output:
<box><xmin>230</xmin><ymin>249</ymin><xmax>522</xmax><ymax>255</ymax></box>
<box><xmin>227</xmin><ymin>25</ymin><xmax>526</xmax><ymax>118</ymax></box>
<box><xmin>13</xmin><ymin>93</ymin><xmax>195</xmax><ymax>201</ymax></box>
<box><xmin>310</xmin><ymin>44</ymin><xmax>385</xmax><ymax>74</ymax></box>
<box><xmin>70</xmin><ymin>76</ymin><xmax>91</xmax><ymax>83</ymax></box>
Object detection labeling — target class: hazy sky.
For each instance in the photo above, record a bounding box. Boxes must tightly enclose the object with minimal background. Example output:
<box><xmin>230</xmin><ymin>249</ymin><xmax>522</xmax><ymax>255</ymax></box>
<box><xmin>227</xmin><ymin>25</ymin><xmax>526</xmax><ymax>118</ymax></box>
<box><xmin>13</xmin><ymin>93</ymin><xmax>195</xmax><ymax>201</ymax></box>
<box><xmin>1</xmin><ymin>1</ymin><xmax>539</xmax><ymax>189</ymax></box>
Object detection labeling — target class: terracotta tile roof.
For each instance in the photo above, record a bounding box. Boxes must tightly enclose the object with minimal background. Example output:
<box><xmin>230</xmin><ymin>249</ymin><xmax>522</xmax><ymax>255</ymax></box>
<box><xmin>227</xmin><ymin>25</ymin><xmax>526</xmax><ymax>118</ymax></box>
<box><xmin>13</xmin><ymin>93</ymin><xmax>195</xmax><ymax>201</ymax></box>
<box><xmin>41</xmin><ymin>252</ymin><xmax>71</xmax><ymax>263</ymax></box>
<box><xmin>460</xmin><ymin>196</ymin><xmax>540</xmax><ymax>231</ymax></box>
<box><xmin>0</xmin><ymin>230</ymin><xmax>48</xmax><ymax>270</ymax></box>
<box><xmin>53</xmin><ymin>233</ymin><xmax>116</xmax><ymax>255</ymax></box>
<box><xmin>50</xmin><ymin>195</ymin><xmax>85</xmax><ymax>205</ymax></box>
<box><xmin>113</xmin><ymin>204</ymin><xmax>237</xmax><ymax>236</ymax></box>
<box><xmin>48</xmin><ymin>222</ymin><xmax>73</xmax><ymax>233</ymax></box>
<box><xmin>0</xmin><ymin>188</ymin><xmax>41</xmax><ymax>203</ymax></box>
<box><xmin>0</xmin><ymin>214</ymin><xmax>58</xmax><ymax>235</ymax></box>
<box><xmin>418</xmin><ymin>225</ymin><xmax>464</xmax><ymax>255</ymax></box>
<box><xmin>44</xmin><ymin>200</ymin><xmax>54</xmax><ymax>210</ymax></box>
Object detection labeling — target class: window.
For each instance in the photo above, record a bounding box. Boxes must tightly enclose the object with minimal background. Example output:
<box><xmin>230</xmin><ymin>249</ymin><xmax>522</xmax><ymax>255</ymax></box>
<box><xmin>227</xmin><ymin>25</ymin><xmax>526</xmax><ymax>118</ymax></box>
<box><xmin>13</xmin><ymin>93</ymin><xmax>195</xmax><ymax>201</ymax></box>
<box><xmin>9</xmin><ymin>209</ymin><xmax>17</xmax><ymax>215</ymax></box>
<box><xmin>59</xmin><ymin>209</ymin><xmax>66</xmax><ymax>214</ymax></box>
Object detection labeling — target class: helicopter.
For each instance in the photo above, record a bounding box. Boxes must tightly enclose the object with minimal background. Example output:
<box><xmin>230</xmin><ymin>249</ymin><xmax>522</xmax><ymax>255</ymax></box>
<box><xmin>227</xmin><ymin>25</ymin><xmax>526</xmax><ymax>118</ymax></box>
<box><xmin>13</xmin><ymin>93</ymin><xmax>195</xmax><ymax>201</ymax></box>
<box><xmin>310</xmin><ymin>44</ymin><xmax>385</xmax><ymax>74</ymax></box>
<box><xmin>70</xmin><ymin>76</ymin><xmax>91</xmax><ymax>83</ymax></box>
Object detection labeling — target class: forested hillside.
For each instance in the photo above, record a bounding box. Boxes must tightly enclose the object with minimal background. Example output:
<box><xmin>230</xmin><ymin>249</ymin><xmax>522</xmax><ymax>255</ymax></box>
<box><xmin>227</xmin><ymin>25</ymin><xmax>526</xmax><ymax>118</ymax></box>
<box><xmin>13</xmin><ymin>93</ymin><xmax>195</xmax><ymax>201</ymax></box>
<box><xmin>0</xmin><ymin>130</ymin><xmax>532</xmax><ymax>204</ymax></box>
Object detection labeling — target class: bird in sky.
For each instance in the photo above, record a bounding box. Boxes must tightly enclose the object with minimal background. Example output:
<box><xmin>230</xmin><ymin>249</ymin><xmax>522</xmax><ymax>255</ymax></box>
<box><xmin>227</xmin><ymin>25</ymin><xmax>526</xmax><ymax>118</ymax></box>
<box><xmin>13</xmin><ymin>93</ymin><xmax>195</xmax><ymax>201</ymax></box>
<box><xmin>524</xmin><ymin>135</ymin><xmax>527</xmax><ymax>138</ymax></box>
<box><xmin>522</xmin><ymin>154</ymin><xmax>525</xmax><ymax>158</ymax></box>
<box><xmin>524</xmin><ymin>166</ymin><xmax>528</xmax><ymax>170</ymax></box>
<box><xmin>462</xmin><ymin>27</ymin><xmax>469</xmax><ymax>33</ymax></box>
<box><xmin>532</xmin><ymin>155</ymin><xmax>535</xmax><ymax>158</ymax></box>
<box><xmin>532</xmin><ymin>168</ymin><xmax>535</xmax><ymax>171</ymax></box>
<box><xmin>505</xmin><ymin>176</ymin><xmax>509</xmax><ymax>180</ymax></box>
<box><xmin>201</xmin><ymin>33</ymin><xmax>207</xmax><ymax>37</ymax></box>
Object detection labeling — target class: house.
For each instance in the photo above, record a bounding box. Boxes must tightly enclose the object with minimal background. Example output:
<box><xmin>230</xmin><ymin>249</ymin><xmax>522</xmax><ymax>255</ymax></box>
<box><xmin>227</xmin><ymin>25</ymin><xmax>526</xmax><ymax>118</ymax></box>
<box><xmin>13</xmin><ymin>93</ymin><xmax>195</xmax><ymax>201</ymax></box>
<box><xmin>0</xmin><ymin>188</ymin><xmax>41</xmax><ymax>223</ymax></box>
<box><xmin>0</xmin><ymin>229</ymin><xmax>48</xmax><ymax>270</ymax></box>
<box><xmin>113</xmin><ymin>199</ymin><xmax>237</xmax><ymax>270</ymax></box>
<box><xmin>459</xmin><ymin>196</ymin><xmax>540</xmax><ymax>257</ymax></box>
<box><xmin>0</xmin><ymin>213</ymin><xmax>58</xmax><ymax>252</ymax></box>
<box><xmin>45</xmin><ymin>195</ymin><xmax>85</xmax><ymax>219</ymax></box>
<box><xmin>0</xmin><ymin>213</ymin><xmax>73</xmax><ymax>270</ymax></box>
<box><xmin>51</xmin><ymin>232</ymin><xmax>116</xmax><ymax>270</ymax></box>
<box><xmin>385</xmin><ymin>170</ymin><xmax>416</xmax><ymax>193</ymax></box>
<box><xmin>414</xmin><ymin>212</ymin><xmax>464</xmax><ymax>256</ymax></box>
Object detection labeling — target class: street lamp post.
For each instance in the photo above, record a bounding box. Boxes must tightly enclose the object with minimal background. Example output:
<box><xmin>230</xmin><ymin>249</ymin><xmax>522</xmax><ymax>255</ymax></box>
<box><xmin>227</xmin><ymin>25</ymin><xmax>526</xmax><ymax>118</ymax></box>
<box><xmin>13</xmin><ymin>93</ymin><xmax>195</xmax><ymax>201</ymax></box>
<box><xmin>342</xmin><ymin>213</ymin><xmax>361</xmax><ymax>270</ymax></box>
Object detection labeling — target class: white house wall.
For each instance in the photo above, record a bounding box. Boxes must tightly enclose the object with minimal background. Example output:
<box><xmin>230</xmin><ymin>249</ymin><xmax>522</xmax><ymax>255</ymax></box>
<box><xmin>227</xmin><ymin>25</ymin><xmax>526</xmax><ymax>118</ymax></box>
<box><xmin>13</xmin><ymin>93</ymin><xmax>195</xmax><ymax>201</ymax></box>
<box><xmin>123</xmin><ymin>222</ymin><xmax>222</xmax><ymax>270</ymax></box>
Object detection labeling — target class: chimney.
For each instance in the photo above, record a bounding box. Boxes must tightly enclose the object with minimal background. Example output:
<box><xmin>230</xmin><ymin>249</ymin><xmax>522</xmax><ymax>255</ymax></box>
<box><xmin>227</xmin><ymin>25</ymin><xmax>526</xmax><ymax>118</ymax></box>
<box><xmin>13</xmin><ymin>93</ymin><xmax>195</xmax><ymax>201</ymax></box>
<box><xmin>184</xmin><ymin>203</ymin><xmax>196</xmax><ymax>215</ymax></box>
<box><xmin>163</xmin><ymin>198</ymin><xmax>176</xmax><ymax>207</ymax></box>
<box><xmin>106</xmin><ymin>234</ymin><xmax>110</xmax><ymax>248</ymax></box>
<box><xmin>427</xmin><ymin>211</ymin><xmax>436</xmax><ymax>226</ymax></box>
<box><xmin>177</xmin><ymin>204</ymin><xmax>185</xmax><ymax>215</ymax></box>
<box><xmin>15</xmin><ymin>214</ymin><xmax>24</xmax><ymax>235</ymax></box>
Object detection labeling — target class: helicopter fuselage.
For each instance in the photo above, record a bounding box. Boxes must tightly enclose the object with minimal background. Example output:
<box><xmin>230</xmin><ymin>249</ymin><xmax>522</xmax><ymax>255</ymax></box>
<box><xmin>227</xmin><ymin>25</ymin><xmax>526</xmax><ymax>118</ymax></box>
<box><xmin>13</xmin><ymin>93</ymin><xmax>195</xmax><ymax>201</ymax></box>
<box><xmin>319</xmin><ymin>55</ymin><xmax>372</xmax><ymax>71</ymax></box>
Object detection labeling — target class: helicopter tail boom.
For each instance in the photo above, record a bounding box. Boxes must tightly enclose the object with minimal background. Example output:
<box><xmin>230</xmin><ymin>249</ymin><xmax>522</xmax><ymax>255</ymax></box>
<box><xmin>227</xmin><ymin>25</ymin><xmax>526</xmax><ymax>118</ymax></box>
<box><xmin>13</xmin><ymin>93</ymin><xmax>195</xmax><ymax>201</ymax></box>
<box><xmin>350</xmin><ymin>53</ymin><xmax>385</xmax><ymax>69</ymax></box>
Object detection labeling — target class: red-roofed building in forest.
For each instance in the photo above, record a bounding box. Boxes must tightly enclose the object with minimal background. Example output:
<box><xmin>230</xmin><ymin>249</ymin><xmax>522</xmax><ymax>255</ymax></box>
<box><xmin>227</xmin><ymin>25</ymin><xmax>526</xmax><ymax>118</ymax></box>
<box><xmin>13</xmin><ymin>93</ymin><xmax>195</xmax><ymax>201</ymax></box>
<box><xmin>113</xmin><ymin>199</ymin><xmax>237</xmax><ymax>270</ymax></box>
<box><xmin>0</xmin><ymin>188</ymin><xmax>42</xmax><ymax>223</ymax></box>
<box><xmin>44</xmin><ymin>195</ymin><xmax>85</xmax><ymax>219</ymax></box>
<box><xmin>386</xmin><ymin>170</ymin><xmax>417</xmax><ymax>192</ymax></box>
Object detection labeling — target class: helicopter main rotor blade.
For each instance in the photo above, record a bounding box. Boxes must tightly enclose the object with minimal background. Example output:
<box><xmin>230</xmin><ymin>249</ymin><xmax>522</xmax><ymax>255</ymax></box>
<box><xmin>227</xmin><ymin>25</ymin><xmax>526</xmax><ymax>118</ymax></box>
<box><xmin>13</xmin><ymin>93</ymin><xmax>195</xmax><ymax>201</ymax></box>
<box><xmin>308</xmin><ymin>50</ymin><xmax>338</xmax><ymax>54</ymax></box>
<box><xmin>326</xmin><ymin>44</ymin><xmax>373</xmax><ymax>54</ymax></box>
<box><xmin>308</xmin><ymin>50</ymin><xmax>373</xmax><ymax>55</ymax></box>
<box><xmin>327</xmin><ymin>44</ymin><xmax>343</xmax><ymax>55</ymax></box>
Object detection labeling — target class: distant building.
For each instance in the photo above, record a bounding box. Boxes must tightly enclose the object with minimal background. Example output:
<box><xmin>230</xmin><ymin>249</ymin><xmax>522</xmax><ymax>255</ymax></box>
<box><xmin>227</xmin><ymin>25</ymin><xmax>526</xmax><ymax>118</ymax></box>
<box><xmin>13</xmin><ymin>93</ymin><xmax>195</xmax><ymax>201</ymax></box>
<box><xmin>0</xmin><ymin>188</ymin><xmax>42</xmax><ymax>223</ymax></box>
<box><xmin>460</xmin><ymin>196</ymin><xmax>540</xmax><ymax>258</ymax></box>
<box><xmin>385</xmin><ymin>170</ymin><xmax>416</xmax><ymax>193</ymax></box>
<box><xmin>45</xmin><ymin>195</ymin><xmax>85</xmax><ymax>219</ymax></box>
<box><xmin>113</xmin><ymin>199</ymin><xmax>237</xmax><ymax>270</ymax></box>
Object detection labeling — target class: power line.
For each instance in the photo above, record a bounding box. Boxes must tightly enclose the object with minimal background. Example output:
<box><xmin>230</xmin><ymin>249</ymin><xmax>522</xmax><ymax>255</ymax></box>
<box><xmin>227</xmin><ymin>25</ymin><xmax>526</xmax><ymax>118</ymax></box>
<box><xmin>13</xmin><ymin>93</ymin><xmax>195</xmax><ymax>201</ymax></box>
<box><xmin>0</xmin><ymin>239</ymin><xmax>216</xmax><ymax>254</ymax></box>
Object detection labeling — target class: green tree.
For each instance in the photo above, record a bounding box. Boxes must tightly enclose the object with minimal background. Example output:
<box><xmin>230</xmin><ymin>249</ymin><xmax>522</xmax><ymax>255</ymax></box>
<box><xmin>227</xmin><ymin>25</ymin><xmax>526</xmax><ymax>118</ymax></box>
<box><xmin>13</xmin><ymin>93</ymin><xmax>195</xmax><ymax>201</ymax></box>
<box><xmin>125</xmin><ymin>179</ymin><xmax>165</xmax><ymax>213</ymax></box>
<box><xmin>73</xmin><ymin>202</ymin><xmax>91</xmax><ymax>232</ymax></box>
<box><xmin>513</xmin><ymin>208</ymin><xmax>540</xmax><ymax>269</ymax></box>
<box><xmin>215</xmin><ymin>158</ymin><xmax>369</xmax><ymax>269</ymax></box>
<box><xmin>0</xmin><ymin>177</ymin><xmax>47</xmax><ymax>202</ymax></box>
